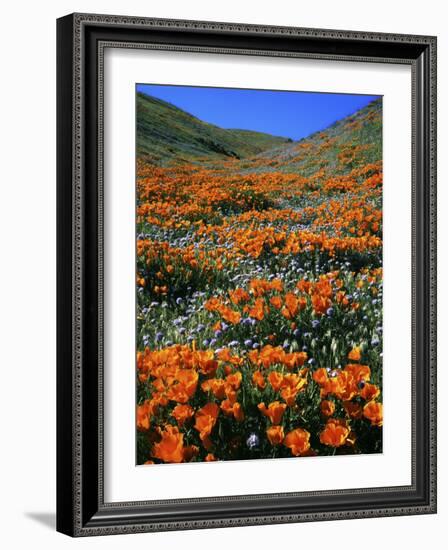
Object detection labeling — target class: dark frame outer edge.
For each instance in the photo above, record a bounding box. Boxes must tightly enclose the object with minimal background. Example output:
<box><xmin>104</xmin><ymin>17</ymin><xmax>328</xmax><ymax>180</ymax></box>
<box><xmin>56</xmin><ymin>12</ymin><xmax>437</xmax><ymax>537</ymax></box>
<box><xmin>56</xmin><ymin>13</ymin><xmax>75</xmax><ymax>537</ymax></box>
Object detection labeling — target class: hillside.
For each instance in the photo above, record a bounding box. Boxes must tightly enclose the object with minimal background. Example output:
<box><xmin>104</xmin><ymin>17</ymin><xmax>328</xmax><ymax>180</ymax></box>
<box><xmin>234</xmin><ymin>98</ymin><xmax>382</xmax><ymax>176</ymax></box>
<box><xmin>136</xmin><ymin>92</ymin><xmax>292</xmax><ymax>164</ymax></box>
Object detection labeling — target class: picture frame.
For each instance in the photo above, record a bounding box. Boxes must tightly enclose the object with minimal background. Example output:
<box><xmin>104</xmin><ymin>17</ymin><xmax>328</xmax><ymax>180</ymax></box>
<box><xmin>56</xmin><ymin>13</ymin><xmax>437</xmax><ymax>537</ymax></box>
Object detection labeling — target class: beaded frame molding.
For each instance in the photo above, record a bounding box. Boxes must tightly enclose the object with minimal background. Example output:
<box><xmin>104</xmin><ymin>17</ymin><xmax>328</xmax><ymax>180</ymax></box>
<box><xmin>56</xmin><ymin>13</ymin><xmax>437</xmax><ymax>537</ymax></box>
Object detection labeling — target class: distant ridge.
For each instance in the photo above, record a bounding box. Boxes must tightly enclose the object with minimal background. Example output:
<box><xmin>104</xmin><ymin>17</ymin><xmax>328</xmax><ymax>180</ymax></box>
<box><xmin>136</xmin><ymin>92</ymin><xmax>292</xmax><ymax>164</ymax></box>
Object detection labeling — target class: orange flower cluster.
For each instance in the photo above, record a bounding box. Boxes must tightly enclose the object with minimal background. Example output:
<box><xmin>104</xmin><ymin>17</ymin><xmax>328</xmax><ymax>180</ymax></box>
<box><xmin>137</xmin><ymin>345</ymin><xmax>218</xmax><ymax>384</ymax></box>
<box><xmin>136</xmin><ymin>97</ymin><xmax>383</xmax><ymax>464</ymax></box>
<box><xmin>215</xmin><ymin>226</ymin><xmax>382</xmax><ymax>259</ymax></box>
<box><xmin>204</xmin><ymin>272</ymin><xmax>359</xmax><ymax>332</ymax></box>
<box><xmin>312</xmin><ymin>356</ymin><xmax>383</xmax><ymax>432</ymax></box>
<box><xmin>137</xmin><ymin>337</ymin><xmax>382</xmax><ymax>462</ymax></box>
<box><xmin>204</xmin><ymin>297</ymin><xmax>241</xmax><ymax>324</ymax></box>
<box><xmin>248</xmin><ymin>345</ymin><xmax>308</xmax><ymax>371</ymax></box>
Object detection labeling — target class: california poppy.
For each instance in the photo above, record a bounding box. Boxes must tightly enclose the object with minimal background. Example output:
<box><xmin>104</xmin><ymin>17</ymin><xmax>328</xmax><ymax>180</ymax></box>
<box><xmin>152</xmin><ymin>425</ymin><xmax>185</xmax><ymax>463</ymax></box>
<box><xmin>284</xmin><ymin>428</ymin><xmax>311</xmax><ymax>456</ymax></box>
<box><xmin>258</xmin><ymin>401</ymin><xmax>287</xmax><ymax>425</ymax></box>
<box><xmin>348</xmin><ymin>346</ymin><xmax>362</xmax><ymax>361</ymax></box>
<box><xmin>267</xmin><ymin>425</ymin><xmax>285</xmax><ymax>445</ymax></box>
<box><xmin>319</xmin><ymin>419</ymin><xmax>350</xmax><ymax>447</ymax></box>
<box><xmin>194</xmin><ymin>402</ymin><xmax>220</xmax><ymax>441</ymax></box>
<box><xmin>363</xmin><ymin>401</ymin><xmax>383</xmax><ymax>426</ymax></box>
<box><xmin>320</xmin><ymin>399</ymin><xmax>335</xmax><ymax>417</ymax></box>
<box><xmin>171</xmin><ymin>404</ymin><xmax>194</xmax><ymax>427</ymax></box>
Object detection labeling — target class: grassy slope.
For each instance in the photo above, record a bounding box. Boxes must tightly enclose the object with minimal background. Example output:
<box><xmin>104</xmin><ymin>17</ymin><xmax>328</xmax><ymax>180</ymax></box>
<box><xmin>249</xmin><ymin>98</ymin><xmax>382</xmax><ymax>174</ymax></box>
<box><xmin>137</xmin><ymin>92</ymin><xmax>292</xmax><ymax>164</ymax></box>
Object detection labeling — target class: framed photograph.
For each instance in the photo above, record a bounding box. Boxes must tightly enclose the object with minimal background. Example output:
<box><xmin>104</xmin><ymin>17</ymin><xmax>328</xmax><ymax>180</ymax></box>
<box><xmin>56</xmin><ymin>13</ymin><xmax>437</xmax><ymax>536</ymax></box>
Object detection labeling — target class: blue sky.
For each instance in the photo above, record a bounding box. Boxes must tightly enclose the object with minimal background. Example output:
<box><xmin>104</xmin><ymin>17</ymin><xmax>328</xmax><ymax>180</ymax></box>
<box><xmin>137</xmin><ymin>84</ymin><xmax>380</xmax><ymax>141</ymax></box>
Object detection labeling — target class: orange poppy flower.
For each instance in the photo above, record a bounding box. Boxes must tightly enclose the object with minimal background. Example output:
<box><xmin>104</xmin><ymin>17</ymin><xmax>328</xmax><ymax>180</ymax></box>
<box><xmin>280</xmin><ymin>374</ymin><xmax>307</xmax><ymax>406</ymax></box>
<box><xmin>284</xmin><ymin>428</ymin><xmax>311</xmax><ymax>456</ymax></box>
<box><xmin>248</xmin><ymin>349</ymin><xmax>260</xmax><ymax>365</ymax></box>
<box><xmin>220</xmin><ymin>306</ymin><xmax>242</xmax><ymax>325</ymax></box>
<box><xmin>266</xmin><ymin>425</ymin><xmax>285</xmax><ymax>445</ymax></box>
<box><xmin>281</xmin><ymin>292</ymin><xmax>300</xmax><ymax>319</ymax></box>
<box><xmin>220</xmin><ymin>397</ymin><xmax>244</xmax><ymax>421</ymax></box>
<box><xmin>322</xmin><ymin>371</ymin><xmax>357</xmax><ymax>401</ymax></box>
<box><xmin>261</xmin><ymin>345</ymin><xmax>279</xmax><ymax>365</ymax></box>
<box><xmin>220</xmin><ymin>398</ymin><xmax>234</xmax><ymax>416</ymax></box>
<box><xmin>220</xmin><ymin>348</ymin><xmax>236</xmax><ymax>366</ymax></box>
<box><xmin>252</xmin><ymin>370</ymin><xmax>266</xmax><ymax>389</ymax></box>
<box><xmin>268</xmin><ymin>371</ymin><xmax>284</xmax><ymax>392</ymax></box>
<box><xmin>205</xmin><ymin>297</ymin><xmax>221</xmax><ymax>311</ymax></box>
<box><xmin>296</xmin><ymin>279</ymin><xmax>312</xmax><ymax>294</ymax></box>
<box><xmin>166</xmin><ymin>369</ymin><xmax>198</xmax><ymax>404</ymax></box>
<box><xmin>312</xmin><ymin>368</ymin><xmax>328</xmax><ymax>386</ymax></box>
<box><xmin>233</xmin><ymin>402</ymin><xmax>245</xmax><ymax>422</ymax></box>
<box><xmin>269</xmin><ymin>295</ymin><xmax>283</xmax><ymax>309</ymax></box>
<box><xmin>229</xmin><ymin>287</ymin><xmax>250</xmax><ymax>305</ymax></box>
<box><xmin>311</xmin><ymin>294</ymin><xmax>332</xmax><ymax>315</ymax></box>
<box><xmin>319</xmin><ymin>419</ymin><xmax>350</xmax><ymax>447</ymax></box>
<box><xmin>171</xmin><ymin>404</ymin><xmax>194</xmax><ymax>427</ymax></box>
<box><xmin>279</xmin><ymin>386</ymin><xmax>295</xmax><ymax>407</ymax></box>
<box><xmin>195</xmin><ymin>350</ymin><xmax>218</xmax><ymax>376</ymax></box>
<box><xmin>152</xmin><ymin>425</ymin><xmax>185</xmax><ymax>463</ymax></box>
<box><xmin>194</xmin><ymin>402</ymin><xmax>220</xmax><ymax>441</ymax></box>
<box><xmin>348</xmin><ymin>346</ymin><xmax>362</xmax><ymax>361</ymax></box>
<box><xmin>320</xmin><ymin>399</ymin><xmax>335</xmax><ymax>417</ymax></box>
<box><xmin>201</xmin><ymin>378</ymin><xmax>227</xmax><ymax>400</ymax></box>
<box><xmin>226</xmin><ymin>371</ymin><xmax>242</xmax><ymax>390</ymax></box>
<box><xmin>360</xmin><ymin>382</ymin><xmax>380</xmax><ymax>401</ymax></box>
<box><xmin>249</xmin><ymin>298</ymin><xmax>267</xmax><ymax>321</ymax></box>
<box><xmin>224</xmin><ymin>388</ymin><xmax>237</xmax><ymax>404</ymax></box>
<box><xmin>258</xmin><ymin>401</ymin><xmax>287</xmax><ymax>425</ymax></box>
<box><xmin>205</xmin><ymin>453</ymin><xmax>217</xmax><ymax>462</ymax></box>
<box><xmin>216</xmin><ymin>348</ymin><xmax>243</xmax><ymax>366</ymax></box>
<box><xmin>363</xmin><ymin>401</ymin><xmax>383</xmax><ymax>426</ymax></box>
<box><xmin>136</xmin><ymin>401</ymin><xmax>151</xmax><ymax>431</ymax></box>
<box><xmin>345</xmin><ymin>363</ymin><xmax>371</xmax><ymax>383</ymax></box>
<box><xmin>283</xmin><ymin>351</ymin><xmax>308</xmax><ymax>370</ymax></box>
<box><xmin>270</xmin><ymin>278</ymin><xmax>284</xmax><ymax>292</ymax></box>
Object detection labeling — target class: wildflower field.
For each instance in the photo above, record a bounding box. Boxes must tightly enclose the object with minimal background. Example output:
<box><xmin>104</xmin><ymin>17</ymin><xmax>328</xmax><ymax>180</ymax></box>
<box><xmin>136</xmin><ymin>89</ymin><xmax>383</xmax><ymax>465</ymax></box>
